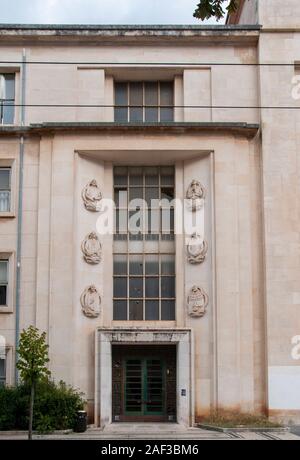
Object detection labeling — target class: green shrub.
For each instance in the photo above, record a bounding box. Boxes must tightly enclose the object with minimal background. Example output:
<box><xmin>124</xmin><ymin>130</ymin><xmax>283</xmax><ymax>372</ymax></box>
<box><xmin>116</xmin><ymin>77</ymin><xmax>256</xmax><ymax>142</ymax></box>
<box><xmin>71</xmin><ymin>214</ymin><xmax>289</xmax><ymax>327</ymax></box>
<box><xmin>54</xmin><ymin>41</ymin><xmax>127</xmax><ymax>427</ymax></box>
<box><xmin>0</xmin><ymin>386</ymin><xmax>18</xmax><ymax>430</ymax></box>
<box><xmin>0</xmin><ymin>380</ymin><xmax>85</xmax><ymax>432</ymax></box>
<box><xmin>35</xmin><ymin>414</ymin><xmax>55</xmax><ymax>434</ymax></box>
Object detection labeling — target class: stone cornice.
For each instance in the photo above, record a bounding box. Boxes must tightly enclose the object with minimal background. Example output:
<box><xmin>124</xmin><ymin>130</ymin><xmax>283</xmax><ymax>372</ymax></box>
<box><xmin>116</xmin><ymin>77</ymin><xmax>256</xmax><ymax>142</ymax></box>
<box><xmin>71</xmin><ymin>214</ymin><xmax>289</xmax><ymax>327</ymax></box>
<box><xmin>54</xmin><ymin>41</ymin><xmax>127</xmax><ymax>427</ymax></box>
<box><xmin>0</xmin><ymin>122</ymin><xmax>260</xmax><ymax>138</ymax></box>
<box><xmin>0</xmin><ymin>24</ymin><xmax>261</xmax><ymax>45</ymax></box>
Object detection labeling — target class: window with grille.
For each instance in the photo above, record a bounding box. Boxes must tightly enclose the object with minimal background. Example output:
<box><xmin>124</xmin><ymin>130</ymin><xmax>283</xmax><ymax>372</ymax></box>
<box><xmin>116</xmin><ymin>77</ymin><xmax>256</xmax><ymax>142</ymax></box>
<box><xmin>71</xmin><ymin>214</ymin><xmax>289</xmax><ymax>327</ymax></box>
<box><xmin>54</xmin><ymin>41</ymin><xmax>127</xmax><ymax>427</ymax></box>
<box><xmin>0</xmin><ymin>74</ymin><xmax>15</xmax><ymax>125</ymax></box>
<box><xmin>114</xmin><ymin>81</ymin><xmax>174</xmax><ymax>123</ymax></box>
<box><xmin>0</xmin><ymin>168</ymin><xmax>11</xmax><ymax>213</ymax></box>
<box><xmin>0</xmin><ymin>259</ymin><xmax>8</xmax><ymax>306</ymax></box>
<box><xmin>113</xmin><ymin>166</ymin><xmax>175</xmax><ymax>321</ymax></box>
<box><xmin>0</xmin><ymin>359</ymin><xmax>5</xmax><ymax>387</ymax></box>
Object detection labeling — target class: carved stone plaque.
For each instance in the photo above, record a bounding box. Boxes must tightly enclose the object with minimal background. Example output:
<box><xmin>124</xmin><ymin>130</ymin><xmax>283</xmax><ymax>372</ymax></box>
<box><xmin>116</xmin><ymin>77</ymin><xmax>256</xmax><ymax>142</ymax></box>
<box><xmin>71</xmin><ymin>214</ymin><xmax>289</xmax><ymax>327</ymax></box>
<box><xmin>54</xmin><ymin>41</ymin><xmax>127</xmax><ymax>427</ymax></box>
<box><xmin>81</xmin><ymin>232</ymin><xmax>102</xmax><ymax>264</ymax></box>
<box><xmin>186</xmin><ymin>180</ymin><xmax>206</xmax><ymax>212</ymax></box>
<box><xmin>82</xmin><ymin>180</ymin><xmax>102</xmax><ymax>212</ymax></box>
<box><xmin>187</xmin><ymin>286</ymin><xmax>209</xmax><ymax>318</ymax></box>
<box><xmin>80</xmin><ymin>285</ymin><xmax>101</xmax><ymax>318</ymax></box>
<box><xmin>187</xmin><ymin>234</ymin><xmax>208</xmax><ymax>264</ymax></box>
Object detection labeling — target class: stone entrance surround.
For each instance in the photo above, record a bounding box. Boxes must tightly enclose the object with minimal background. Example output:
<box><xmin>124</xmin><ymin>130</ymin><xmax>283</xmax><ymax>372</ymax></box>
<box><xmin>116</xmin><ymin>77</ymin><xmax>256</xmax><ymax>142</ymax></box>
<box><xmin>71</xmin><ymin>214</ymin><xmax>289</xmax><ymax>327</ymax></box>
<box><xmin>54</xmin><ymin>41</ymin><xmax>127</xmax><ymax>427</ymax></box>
<box><xmin>95</xmin><ymin>328</ymin><xmax>193</xmax><ymax>428</ymax></box>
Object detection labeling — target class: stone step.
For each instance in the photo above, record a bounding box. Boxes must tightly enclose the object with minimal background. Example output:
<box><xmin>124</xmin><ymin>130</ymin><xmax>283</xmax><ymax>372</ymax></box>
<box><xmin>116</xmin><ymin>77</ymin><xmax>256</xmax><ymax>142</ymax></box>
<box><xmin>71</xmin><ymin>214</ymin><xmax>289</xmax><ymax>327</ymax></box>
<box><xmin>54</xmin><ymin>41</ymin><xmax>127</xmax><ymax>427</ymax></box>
<box><xmin>89</xmin><ymin>424</ymin><xmax>231</xmax><ymax>440</ymax></box>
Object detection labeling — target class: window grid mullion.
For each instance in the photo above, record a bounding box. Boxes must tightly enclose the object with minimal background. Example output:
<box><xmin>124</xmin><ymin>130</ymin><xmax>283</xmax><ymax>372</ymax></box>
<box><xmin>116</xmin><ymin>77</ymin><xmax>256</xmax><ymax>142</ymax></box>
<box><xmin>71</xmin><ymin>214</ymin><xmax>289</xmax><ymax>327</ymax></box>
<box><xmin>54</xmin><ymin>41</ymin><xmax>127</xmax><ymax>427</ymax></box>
<box><xmin>158</xmin><ymin>82</ymin><xmax>161</xmax><ymax>123</ymax></box>
<box><xmin>127</xmin><ymin>83</ymin><xmax>130</xmax><ymax>123</ymax></box>
<box><xmin>143</xmin><ymin>168</ymin><xmax>146</xmax><ymax>319</ymax></box>
<box><xmin>143</xmin><ymin>83</ymin><xmax>145</xmax><ymax>123</ymax></box>
<box><xmin>127</xmin><ymin>169</ymin><xmax>130</xmax><ymax>320</ymax></box>
<box><xmin>158</xmin><ymin>166</ymin><xmax>162</xmax><ymax>319</ymax></box>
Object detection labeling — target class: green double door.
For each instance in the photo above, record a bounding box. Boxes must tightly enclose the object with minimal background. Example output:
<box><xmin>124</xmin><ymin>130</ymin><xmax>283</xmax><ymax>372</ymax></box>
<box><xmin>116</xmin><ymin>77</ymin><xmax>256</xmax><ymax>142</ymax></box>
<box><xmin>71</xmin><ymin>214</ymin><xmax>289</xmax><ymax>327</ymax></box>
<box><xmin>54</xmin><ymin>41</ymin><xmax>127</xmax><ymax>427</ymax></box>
<box><xmin>125</xmin><ymin>358</ymin><xmax>164</xmax><ymax>417</ymax></box>
<box><xmin>112</xmin><ymin>345</ymin><xmax>177</xmax><ymax>422</ymax></box>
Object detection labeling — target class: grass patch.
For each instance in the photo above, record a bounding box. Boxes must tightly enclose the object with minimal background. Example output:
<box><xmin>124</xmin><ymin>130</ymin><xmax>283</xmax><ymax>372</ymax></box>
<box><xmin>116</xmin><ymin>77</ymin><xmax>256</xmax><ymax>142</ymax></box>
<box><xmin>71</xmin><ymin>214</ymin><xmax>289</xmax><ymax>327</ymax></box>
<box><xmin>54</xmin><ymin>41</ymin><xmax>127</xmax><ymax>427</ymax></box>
<box><xmin>199</xmin><ymin>411</ymin><xmax>283</xmax><ymax>429</ymax></box>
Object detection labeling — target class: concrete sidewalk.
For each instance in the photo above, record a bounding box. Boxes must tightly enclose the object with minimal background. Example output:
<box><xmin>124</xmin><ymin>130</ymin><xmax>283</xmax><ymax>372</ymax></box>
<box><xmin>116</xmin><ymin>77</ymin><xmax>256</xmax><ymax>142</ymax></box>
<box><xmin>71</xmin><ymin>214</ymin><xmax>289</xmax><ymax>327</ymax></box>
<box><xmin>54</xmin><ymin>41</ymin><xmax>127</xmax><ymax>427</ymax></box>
<box><xmin>0</xmin><ymin>423</ymin><xmax>299</xmax><ymax>440</ymax></box>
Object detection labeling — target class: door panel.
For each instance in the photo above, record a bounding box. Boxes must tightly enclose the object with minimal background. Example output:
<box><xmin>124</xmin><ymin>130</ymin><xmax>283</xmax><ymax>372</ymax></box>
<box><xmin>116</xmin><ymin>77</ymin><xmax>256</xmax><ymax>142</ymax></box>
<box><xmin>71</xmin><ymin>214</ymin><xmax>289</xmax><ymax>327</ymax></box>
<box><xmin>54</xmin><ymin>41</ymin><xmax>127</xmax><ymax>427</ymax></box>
<box><xmin>145</xmin><ymin>359</ymin><xmax>164</xmax><ymax>415</ymax></box>
<box><xmin>125</xmin><ymin>360</ymin><xmax>143</xmax><ymax>415</ymax></box>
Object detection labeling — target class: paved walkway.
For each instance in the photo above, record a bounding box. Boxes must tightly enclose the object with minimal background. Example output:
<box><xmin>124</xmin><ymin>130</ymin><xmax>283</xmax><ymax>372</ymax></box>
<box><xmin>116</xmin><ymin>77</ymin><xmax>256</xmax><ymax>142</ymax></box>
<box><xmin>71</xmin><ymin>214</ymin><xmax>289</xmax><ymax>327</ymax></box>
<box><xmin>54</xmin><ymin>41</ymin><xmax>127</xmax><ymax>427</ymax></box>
<box><xmin>0</xmin><ymin>423</ymin><xmax>299</xmax><ymax>440</ymax></box>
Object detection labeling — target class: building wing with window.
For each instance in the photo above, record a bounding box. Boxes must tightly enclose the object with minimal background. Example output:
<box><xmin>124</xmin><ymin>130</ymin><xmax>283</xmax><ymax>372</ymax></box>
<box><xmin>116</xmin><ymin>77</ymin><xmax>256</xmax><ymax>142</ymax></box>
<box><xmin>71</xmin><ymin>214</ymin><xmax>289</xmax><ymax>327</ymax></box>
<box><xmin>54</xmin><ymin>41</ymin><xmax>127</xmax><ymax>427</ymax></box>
<box><xmin>0</xmin><ymin>0</ymin><xmax>300</xmax><ymax>427</ymax></box>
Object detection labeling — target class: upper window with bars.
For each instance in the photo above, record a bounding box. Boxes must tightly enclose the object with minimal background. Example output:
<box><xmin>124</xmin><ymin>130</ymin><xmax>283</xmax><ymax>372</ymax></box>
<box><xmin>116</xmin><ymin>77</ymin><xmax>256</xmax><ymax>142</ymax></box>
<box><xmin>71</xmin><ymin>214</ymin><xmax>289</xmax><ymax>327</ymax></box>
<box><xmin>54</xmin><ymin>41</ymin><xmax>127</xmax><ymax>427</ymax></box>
<box><xmin>0</xmin><ymin>259</ymin><xmax>8</xmax><ymax>307</ymax></box>
<box><xmin>113</xmin><ymin>166</ymin><xmax>175</xmax><ymax>322</ymax></box>
<box><xmin>0</xmin><ymin>74</ymin><xmax>15</xmax><ymax>125</ymax></box>
<box><xmin>0</xmin><ymin>358</ymin><xmax>5</xmax><ymax>387</ymax></box>
<box><xmin>114</xmin><ymin>81</ymin><xmax>174</xmax><ymax>123</ymax></box>
<box><xmin>0</xmin><ymin>168</ymin><xmax>11</xmax><ymax>213</ymax></box>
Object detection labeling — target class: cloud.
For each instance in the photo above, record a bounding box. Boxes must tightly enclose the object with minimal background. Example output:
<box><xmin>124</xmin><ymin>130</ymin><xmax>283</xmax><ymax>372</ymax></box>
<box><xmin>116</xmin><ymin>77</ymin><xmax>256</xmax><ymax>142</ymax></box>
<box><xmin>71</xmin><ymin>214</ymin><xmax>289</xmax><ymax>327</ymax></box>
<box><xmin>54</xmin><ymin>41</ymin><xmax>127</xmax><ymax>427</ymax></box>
<box><xmin>0</xmin><ymin>0</ymin><xmax>226</xmax><ymax>24</ymax></box>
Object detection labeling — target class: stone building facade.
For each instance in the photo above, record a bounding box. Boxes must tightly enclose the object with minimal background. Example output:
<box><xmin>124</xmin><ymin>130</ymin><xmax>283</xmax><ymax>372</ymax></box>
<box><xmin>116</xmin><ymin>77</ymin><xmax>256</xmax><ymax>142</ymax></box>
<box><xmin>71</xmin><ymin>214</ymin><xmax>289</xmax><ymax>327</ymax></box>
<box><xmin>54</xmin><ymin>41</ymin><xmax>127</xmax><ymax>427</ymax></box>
<box><xmin>0</xmin><ymin>0</ymin><xmax>300</xmax><ymax>427</ymax></box>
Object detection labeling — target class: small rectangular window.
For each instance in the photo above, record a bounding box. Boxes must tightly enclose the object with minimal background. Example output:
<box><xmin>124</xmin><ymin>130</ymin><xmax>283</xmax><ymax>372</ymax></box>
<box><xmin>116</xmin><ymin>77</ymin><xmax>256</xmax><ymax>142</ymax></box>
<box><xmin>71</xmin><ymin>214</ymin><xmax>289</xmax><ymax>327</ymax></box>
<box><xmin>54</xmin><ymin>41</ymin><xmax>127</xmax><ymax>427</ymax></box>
<box><xmin>114</xmin><ymin>82</ymin><xmax>174</xmax><ymax>123</ymax></box>
<box><xmin>0</xmin><ymin>259</ymin><xmax>8</xmax><ymax>306</ymax></box>
<box><xmin>0</xmin><ymin>168</ymin><xmax>11</xmax><ymax>213</ymax></box>
<box><xmin>0</xmin><ymin>358</ymin><xmax>5</xmax><ymax>387</ymax></box>
<box><xmin>0</xmin><ymin>74</ymin><xmax>15</xmax><ymax>125</ymax></box>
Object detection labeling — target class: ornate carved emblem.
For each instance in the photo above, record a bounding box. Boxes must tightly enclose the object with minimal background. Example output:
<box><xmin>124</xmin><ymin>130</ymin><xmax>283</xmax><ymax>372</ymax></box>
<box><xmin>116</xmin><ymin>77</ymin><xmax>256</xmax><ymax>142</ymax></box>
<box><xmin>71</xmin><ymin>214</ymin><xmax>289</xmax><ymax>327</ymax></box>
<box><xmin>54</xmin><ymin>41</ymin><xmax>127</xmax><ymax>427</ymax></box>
<box><xmin>187</xmin><ymin>286</ymin><xmax>209</xmax><ymax>318</ymax></box>
<box><xmin>81</xmin><ymin>232</ymin><xmax>102</xmax><ymax>264</ymax></box>
<box><xmin>82</xmin><ymin>180</ymin><xmax>102</xmax><ymax>212</ymax></box>
<box><xmin>186</xmin><ymin>180</ymin><xmax>206</xmax><ymax>212</ymax></box>
<box><xmin>187</xmin><ymin>234</ymin><xmax>208</xmax><ymax>264</ymax></box>
<box><xmin>80</xmin><ymin>285</ymin><xmax>101</xmax><ymax>318</ymax></box>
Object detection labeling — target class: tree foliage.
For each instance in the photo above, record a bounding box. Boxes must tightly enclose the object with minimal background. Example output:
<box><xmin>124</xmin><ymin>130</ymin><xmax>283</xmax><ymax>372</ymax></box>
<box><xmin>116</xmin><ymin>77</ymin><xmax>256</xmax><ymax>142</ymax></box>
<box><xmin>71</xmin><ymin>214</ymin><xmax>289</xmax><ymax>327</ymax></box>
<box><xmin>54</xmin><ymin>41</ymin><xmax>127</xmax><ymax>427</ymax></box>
<box><xmin>194</xmin><ymin>0</ymin><xmax>241</xmax><ymax>21</ymax></box>
<box><xmin>17</xmin><ymin>326</ymin><xmax>50</xmax><ymax>385</ymax></box>
<box><xmin>16</xmin><ymin>326</ymin><xmax>51</xmax><ymax>439</ymax></box>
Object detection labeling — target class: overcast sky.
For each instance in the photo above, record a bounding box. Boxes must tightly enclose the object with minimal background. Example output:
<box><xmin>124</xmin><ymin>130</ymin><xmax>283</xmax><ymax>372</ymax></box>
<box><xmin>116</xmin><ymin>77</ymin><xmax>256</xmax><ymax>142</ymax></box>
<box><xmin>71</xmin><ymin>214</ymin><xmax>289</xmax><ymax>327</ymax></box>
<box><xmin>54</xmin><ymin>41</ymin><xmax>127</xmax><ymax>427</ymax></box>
<box><xmin>0</xmin><ymin>0</ymin><xmax>227</xmax><ymax>25</ymax></box>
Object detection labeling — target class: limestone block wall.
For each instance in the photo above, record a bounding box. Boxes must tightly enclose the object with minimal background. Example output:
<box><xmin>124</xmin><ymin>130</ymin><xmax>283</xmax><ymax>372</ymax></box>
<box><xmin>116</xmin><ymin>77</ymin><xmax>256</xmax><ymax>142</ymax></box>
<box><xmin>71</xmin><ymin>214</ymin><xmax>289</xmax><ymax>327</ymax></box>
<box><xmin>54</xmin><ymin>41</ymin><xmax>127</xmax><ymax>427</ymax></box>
<box><xmin>0</xmin><ymin>127</ymin><xmax>266</xmax><ymax>421</ymax></box>
<box><xmin>259</xmin><ymin>30</ymin><xmax>300</xmax><ymax>420</ymax></box>
<box><xmin>238</xmin><ymin>0</ymin><xmax>259</xmax><ymax>25</ymax></box>
<box><xmin>0</xmin><ymin>42</ymin><xmax>260</xmax><ymax>126</ymax></box>
<box><xmin>184</xmin><ymin>135</ymin><xmax>265</xmax><ymax>418</ymax></box>
<box><xmin>259</xmin><ymin>0</ymin><xmax>300</xmax><ymax>29</ymax></box>
<box><xmin>0</xmin><ymin>138</ymin><xmax>19</xmax><ymax>383</ymax></box>
<box><xmin>183</xmin><ymin>69</ymin><xmax>211</xmax><ymax>122</ymax></box>
<box><xmin>0</xmin><ymin>137</ymin><xmax>39</xmax><ymax>385</ymax></box>
<box><xmin>73</xmin><ymin>154</ymin><xmax>105</xmax><ymax>411</ymax></box>
<box><xmin>183</xmin><ymin>153</ymin><xmax>214</xmax><ymax>417</ymax></box>
<box><xmin>20</xmin><ymin>139</ymin><xmax>40</xmax><ymax>330</ymax></box>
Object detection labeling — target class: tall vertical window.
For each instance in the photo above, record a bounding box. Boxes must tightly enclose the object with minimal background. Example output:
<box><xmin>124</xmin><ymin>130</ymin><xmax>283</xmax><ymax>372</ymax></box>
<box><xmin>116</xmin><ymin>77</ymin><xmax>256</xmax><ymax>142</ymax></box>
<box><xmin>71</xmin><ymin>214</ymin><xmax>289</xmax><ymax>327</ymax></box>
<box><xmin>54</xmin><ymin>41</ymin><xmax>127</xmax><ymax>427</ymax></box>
<box><xmin>0</xmin><ymin>168</ymin><xmax>11</xmax><ymax>212</ymax></box>
<box><xmin>0</xmin><ymin>358</ymin><xmax>5</xmax><ymax>387</ymax></box>
<box><xmin>113</xmin><ymin>166</ymin><xmax>175</xmax><ymax>321</ymax></box>
<box><xmin>114</xmin><ymin>82</ymin><xmax>174</xmax><ymax>123</ymax></box>
<box><xmin>0</xmin><ymin>74</ymin><xmax>15</xmax><ymax>125</ymax></box>
<box><xmin>0</xmin><ymin>260</ymin><xmax>8</xmax><ymax>306</ymax></box>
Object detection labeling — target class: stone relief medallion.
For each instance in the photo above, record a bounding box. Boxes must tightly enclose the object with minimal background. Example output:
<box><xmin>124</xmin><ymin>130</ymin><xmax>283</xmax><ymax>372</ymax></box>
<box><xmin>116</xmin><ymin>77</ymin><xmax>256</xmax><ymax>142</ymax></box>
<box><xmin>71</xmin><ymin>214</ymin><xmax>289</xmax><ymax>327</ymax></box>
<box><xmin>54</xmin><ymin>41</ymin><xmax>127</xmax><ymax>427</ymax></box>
<box><xmin>187</xmin><ymin>285</ymin><xmax>209</xmax><ymax>318</ymax></box>
<box><xmin>82</xmin><ymin>180</ymin><xmax>102</xmax><ymax>212</ymax></box>
<box><xmin>186</xmin><ymin>180</ymin><xmax>206</xmax><ymax>212</ymax></box>
<box><xmin>80</xmin><ymin>285</ymin><xmax>101</xmax><ymax>318</ymax></box>
<box><xmin>187</xmin><ymin>233</ymin><xmax>208</xmax><ymax>264</ymax></box>
<box><xmin>81</xmin><ymin>232</ymin><xmax>102</xmax><ymax>264</ymax></box>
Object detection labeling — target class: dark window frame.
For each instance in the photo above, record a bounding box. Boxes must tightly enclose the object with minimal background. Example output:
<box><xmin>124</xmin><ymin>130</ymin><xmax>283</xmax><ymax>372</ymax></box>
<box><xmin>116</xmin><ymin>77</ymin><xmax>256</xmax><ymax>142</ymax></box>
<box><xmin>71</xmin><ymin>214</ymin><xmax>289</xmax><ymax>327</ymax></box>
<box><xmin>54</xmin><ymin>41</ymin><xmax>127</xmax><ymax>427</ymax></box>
<box><xmin>113</xmin><ymin>166</ymin><xmax>176</xmax><ymax>321</ymax></box>
<box><xmin>0</xmin><ymin>259</ymin><xmax>8</xmax><ymax>306</ymax></box>
<box><xmin>114</xmin><ymin>81</ymin><xmax>174</xmax><ymax>123</ymax></box>
<box><xmin>0</xmin><ymin>74</ymin><xmax>15</xmax><ymax>125</ymax></box>
<box><xmin>0</xmin><ymin>167</ymin><xmax>11</xmax><ymax>213</ymax></box>
<box><xmin>0</xmin><ymin>358</ymin><xmax>6</xmax><ymax>387</ymax></box>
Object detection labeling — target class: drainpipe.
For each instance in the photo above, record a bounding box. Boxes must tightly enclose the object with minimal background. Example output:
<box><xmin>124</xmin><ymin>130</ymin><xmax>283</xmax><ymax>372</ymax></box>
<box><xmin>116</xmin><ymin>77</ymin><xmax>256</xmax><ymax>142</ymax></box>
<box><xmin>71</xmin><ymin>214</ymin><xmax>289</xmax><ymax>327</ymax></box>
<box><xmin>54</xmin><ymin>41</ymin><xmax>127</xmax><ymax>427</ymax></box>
<box><xmin>15</xmin><ymin>49</ymin><xmax>26</xmax><ymax>384</ymax></box>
